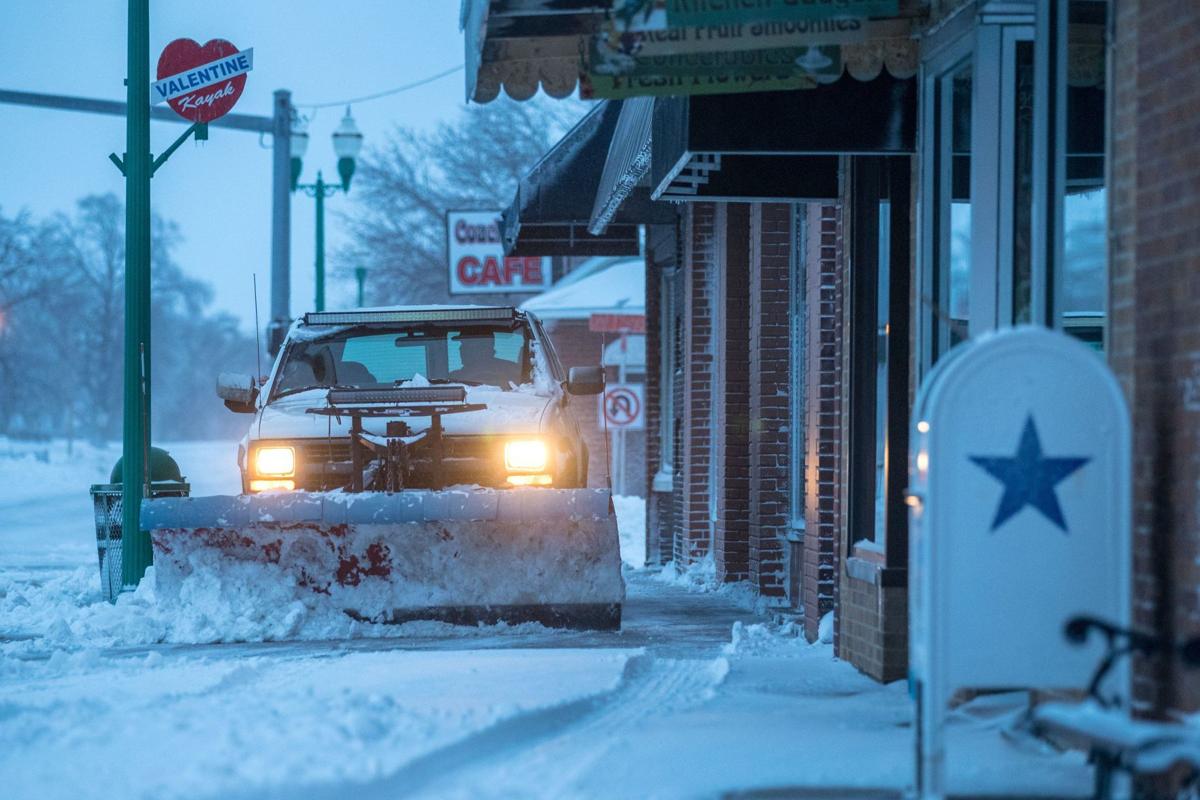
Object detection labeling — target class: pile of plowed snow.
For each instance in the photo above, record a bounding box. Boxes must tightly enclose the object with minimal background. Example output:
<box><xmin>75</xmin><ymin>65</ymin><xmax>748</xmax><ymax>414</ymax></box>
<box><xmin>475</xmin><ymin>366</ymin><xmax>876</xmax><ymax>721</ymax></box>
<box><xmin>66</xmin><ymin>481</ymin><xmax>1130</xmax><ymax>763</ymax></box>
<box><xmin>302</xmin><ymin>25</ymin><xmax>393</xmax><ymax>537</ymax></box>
<box><xmin>0</xmin><ymin>561</ymin><xmax>552</xmax><ymax>655</ymax></box>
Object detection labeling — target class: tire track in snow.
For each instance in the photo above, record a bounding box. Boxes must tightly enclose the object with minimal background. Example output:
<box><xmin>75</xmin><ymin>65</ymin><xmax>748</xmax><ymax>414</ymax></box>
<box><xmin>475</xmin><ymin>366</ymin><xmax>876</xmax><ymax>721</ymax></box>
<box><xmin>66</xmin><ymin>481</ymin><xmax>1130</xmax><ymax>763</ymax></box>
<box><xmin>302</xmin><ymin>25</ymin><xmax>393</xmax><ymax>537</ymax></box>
<box><xmin>298</xmin><ymin>654</ymin><xmax>728</xmax><ymax>800</ymax></box>
<box><xmin>429</xmin><ymin>655</ymin><xmax>729</xmax><ymax>799</ymax></box>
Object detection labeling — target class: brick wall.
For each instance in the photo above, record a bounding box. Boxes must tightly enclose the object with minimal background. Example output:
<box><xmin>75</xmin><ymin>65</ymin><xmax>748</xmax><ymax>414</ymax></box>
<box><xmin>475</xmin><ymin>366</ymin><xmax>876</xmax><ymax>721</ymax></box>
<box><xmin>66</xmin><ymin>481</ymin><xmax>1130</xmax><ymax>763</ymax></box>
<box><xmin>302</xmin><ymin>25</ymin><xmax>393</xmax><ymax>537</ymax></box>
<box><xmin>1110</xmin><ymin>0</ymin><xmax>1200</xmax><ymax>716</ymax></box>
<box><xmin>748</xmin><ymin>203</ymin><xmax>793</xmax><ymax>600</ymax></box>
<box><xmin>713</xmin><ymin>204</ymin><xmax>752</xmax><ymax>582</ymax></box>
<box><xmin>676</xmin><ymin>203</ymin><xmax>719</xmax><ymax>565</ymax></box>
<box><xmin>803</xmin><ymin>203</ymin><xmax>844</xmax><ymax>641</ymax></box>
<box><xmin>840</xmin><ymin>564</ymin><xmax>908</xmax><ymax>682</ymax></box>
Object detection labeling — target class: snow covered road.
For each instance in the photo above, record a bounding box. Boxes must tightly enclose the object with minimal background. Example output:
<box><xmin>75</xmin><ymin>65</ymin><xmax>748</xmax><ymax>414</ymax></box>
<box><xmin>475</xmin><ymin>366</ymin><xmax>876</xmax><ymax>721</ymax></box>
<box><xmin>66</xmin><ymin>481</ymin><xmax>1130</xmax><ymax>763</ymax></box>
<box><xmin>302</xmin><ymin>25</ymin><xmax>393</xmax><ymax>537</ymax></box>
<box><xmin>0</xmin><ymin>439</ymin><xmax>1094</xmax><ymax>799</ymax></box>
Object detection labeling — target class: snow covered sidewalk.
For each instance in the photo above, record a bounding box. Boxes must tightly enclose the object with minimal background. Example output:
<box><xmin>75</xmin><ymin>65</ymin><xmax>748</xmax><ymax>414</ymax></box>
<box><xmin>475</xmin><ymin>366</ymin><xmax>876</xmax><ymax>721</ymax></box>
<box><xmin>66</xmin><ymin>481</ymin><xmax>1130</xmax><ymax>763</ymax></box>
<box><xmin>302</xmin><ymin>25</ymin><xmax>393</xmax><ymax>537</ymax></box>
<box><xmin>0</xmin><ymin>439</ymin><xmax>1094</xmax><ymax>799</ymax></box>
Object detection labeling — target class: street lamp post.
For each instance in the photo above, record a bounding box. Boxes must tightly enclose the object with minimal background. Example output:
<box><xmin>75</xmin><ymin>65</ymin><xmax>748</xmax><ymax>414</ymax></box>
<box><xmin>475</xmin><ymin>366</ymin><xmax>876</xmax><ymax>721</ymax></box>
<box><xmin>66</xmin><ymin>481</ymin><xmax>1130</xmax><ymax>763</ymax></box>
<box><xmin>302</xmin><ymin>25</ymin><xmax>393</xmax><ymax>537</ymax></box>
<box><xmin>291</xmin><ymin>107</ymin><xmax>363</xmax><ymax>312</ymax></box>
<box><xmin>355</xmin><ymin>267</ymin><xmax>367</xmax><ymax>307</ymax></box>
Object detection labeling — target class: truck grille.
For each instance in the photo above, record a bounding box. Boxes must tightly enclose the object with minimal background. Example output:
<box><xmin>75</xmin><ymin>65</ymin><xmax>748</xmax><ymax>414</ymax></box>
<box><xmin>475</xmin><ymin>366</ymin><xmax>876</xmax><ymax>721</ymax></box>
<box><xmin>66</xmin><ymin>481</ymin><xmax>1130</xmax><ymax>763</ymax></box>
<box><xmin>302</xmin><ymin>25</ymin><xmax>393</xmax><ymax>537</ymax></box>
<box><xmin>290</xmin><ymin>437</ymin><xmax>504</xmax><ymax>490</ymax></box>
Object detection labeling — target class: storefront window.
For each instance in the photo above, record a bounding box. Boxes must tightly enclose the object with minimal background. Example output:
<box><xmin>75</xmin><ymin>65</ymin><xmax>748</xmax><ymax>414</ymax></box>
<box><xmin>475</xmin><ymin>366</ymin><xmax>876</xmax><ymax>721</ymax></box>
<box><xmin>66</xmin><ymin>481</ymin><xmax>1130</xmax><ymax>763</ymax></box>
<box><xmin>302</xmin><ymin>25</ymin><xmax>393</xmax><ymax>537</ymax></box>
<box><xmin>935</xmin><ymin>61</ymin><xmax>973</xmax><ymax>359</ymax></box>
<box><xmin>1062</xmin><ymin>188</ymin><xmax>1106</xmax><ymax>348</ymax></box>
<box><xmin>873</xmin><ymin>202</ymin><xmax>891</xmax><ymax>542</ymax></box>
<box><xmin>849</xmin><ymin>158</ymin><xmax>910</xmax><ymax>552</ymax></box>
<box><xmin>1059</xmin><ymin>1</ymin><xmax>1107</xmax><ymax>348</ymax></box>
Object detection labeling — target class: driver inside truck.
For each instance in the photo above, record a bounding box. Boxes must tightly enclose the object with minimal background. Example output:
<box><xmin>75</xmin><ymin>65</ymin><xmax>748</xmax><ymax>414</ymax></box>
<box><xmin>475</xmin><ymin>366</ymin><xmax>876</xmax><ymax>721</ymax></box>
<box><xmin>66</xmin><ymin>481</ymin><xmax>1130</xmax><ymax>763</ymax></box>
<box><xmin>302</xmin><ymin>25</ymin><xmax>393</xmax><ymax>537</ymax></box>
<box><xmin>448</xmin><ymin>333</ymin><xmax>520</xmax><ymax>387</ymax></box>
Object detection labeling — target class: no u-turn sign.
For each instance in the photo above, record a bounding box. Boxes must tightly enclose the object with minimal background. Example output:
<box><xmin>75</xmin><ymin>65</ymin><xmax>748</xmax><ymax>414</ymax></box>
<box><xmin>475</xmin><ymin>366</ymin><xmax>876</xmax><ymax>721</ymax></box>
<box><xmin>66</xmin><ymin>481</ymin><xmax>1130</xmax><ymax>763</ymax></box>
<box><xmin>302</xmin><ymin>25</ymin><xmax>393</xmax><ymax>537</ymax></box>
<box><xmin>601</xmin><ymin>383</ymin><xmax>644</xmax><ymax>430</ymax></box>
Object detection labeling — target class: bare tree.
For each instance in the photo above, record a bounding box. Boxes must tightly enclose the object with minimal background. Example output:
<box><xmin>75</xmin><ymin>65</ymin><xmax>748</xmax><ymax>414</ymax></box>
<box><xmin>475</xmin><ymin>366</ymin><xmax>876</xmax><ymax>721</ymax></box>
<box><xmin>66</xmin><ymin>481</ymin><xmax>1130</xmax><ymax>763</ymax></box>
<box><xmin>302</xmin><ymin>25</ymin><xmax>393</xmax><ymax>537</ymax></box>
<box><xmin>0</xmin><ymin>208</ymin><xmax>78</xmax><ymax>431</ymax></box>
<box><xmin>0</xmin><ymin>196</ymin><xmax>259</xmax><ymax>442</ymax></box>
<box><xmin>338</xmin><ymin>97</ymin><xmax>585</xmax><ymax>305</ymax></box>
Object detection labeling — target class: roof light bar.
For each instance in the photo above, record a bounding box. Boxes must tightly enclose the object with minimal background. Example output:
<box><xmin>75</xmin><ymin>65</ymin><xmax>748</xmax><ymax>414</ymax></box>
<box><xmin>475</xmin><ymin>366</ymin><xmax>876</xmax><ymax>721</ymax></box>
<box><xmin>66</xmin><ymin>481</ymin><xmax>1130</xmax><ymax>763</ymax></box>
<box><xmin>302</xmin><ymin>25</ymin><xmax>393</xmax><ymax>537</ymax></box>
<box><xmin>304</xmin><ymin>308</ymin><xmax>516</xmax><ymax>325</ymax></box>
<box><xmin>327</xmin><ymin>386</ymin><xmax>468</xmax><ymax>405</ymax></box>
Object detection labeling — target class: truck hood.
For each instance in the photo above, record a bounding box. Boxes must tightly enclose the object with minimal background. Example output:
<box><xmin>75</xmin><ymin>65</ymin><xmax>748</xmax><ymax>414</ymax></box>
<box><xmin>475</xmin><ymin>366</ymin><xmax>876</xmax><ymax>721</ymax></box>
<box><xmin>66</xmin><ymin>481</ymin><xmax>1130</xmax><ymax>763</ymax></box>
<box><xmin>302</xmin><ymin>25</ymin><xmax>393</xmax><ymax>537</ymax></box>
<box><xmin>254</xmin><ymin>384</ymin><xmax>555</xmax><ymax>441</ymax></box>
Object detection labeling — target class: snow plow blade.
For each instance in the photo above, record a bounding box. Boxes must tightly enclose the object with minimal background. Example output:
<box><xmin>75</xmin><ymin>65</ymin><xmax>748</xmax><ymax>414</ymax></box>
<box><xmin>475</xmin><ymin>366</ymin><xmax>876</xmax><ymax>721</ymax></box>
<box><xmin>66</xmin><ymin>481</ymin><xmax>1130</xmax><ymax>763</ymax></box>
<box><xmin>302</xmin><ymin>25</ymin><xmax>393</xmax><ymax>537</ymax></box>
<box><xmin>141</xmin><ymin>489</ymin><xmax>624</xmax><ymax>631</ymax></box>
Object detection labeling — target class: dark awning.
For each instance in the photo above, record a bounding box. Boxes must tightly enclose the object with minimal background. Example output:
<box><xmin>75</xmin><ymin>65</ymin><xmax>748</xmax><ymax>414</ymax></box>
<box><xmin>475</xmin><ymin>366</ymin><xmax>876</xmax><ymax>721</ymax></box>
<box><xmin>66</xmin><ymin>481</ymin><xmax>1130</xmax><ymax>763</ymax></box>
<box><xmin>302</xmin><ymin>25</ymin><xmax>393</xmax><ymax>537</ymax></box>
<box><xmin>503</xmin><ymin>98</ymin><xmax>672</xmax><ymax>257</ymax></box>
<box><xmin>650</xmin><ymin>73</ymin><xmax>916</xmax><ymax>201</ymax></box>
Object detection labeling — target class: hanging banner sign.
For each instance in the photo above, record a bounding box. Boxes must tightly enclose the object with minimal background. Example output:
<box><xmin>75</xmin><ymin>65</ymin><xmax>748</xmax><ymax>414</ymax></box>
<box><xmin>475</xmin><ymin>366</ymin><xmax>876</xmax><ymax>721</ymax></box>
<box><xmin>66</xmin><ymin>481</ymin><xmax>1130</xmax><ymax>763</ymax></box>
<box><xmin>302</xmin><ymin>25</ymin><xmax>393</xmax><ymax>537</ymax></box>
<box><xmin>446</xmin><ymin>210</ymin><xmax>553</xmax><ymax>295</ymax></box>
<box><xmin>595</xmin><ymin>17</ymin><xmax>906</xmax><ymax>59</ymax></box>
<box><xmin>153</xmin><ymin>39</ymin><xmax>253</xmax><ymax>123</ymax></box>
<box><xmin>611</xmin><ymin>0</ymin><xmax>899</xmax><ymax>29</ymax></box>
<box><xmin>583</xmin><ymin>67</ymin><xmax>819</xmax><ymax>99</ymax></box>
<box><xmin>589</xmin><ymin>41</ymin><xmax>842</xmax><ymax>81</ymax></box>
<box><xmin>590</xmin><ymin>314</ymin><xmax>647</xmax><ymax>334</ymax></box>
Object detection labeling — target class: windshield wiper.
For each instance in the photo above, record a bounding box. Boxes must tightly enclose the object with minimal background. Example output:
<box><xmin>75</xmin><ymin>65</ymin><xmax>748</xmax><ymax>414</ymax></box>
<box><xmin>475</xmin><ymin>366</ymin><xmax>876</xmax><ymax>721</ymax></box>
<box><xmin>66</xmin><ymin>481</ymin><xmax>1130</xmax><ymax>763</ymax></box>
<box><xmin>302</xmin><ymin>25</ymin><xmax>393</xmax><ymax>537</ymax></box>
<box><xmin>273</xmin><ymin>383</ymin><xmax>355</xmax><ymax>400</ymax></box>
<box><xmin>395</xmin><ymin>378</ymin><xmax>483</xmax><ymax>387</ymax></box>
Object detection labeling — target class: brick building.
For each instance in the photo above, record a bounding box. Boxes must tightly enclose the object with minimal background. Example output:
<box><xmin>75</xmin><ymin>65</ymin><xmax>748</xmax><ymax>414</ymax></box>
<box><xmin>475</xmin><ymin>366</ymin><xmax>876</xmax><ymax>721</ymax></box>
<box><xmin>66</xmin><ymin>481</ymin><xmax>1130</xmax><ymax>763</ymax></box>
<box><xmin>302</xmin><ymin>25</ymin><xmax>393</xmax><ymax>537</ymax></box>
<box><xmin>464</xmin><ymin>0</ymin><xmax>1198</xmax><ymax>735</ymax></box>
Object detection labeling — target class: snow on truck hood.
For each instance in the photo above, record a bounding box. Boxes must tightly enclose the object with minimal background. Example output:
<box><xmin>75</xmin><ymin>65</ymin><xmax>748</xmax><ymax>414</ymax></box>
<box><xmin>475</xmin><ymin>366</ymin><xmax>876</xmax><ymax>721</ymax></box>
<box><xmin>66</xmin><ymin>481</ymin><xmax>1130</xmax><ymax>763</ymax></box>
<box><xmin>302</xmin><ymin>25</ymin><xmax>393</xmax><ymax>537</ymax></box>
<box><xmin>255</xmin><ymin>384</ymin><xmax>554</xmax><ymax>441</ymax></box>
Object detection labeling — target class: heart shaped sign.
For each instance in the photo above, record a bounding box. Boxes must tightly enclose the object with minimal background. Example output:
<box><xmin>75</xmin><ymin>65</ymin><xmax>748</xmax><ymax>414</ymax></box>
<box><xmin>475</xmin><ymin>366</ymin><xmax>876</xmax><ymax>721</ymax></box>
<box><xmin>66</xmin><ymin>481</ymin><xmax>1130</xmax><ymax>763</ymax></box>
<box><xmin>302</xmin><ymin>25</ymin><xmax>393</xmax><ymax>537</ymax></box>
<box><xmin>155</xmin><ymin>38</ymin><xmax>251</xmax><ymax>123</ymax></box>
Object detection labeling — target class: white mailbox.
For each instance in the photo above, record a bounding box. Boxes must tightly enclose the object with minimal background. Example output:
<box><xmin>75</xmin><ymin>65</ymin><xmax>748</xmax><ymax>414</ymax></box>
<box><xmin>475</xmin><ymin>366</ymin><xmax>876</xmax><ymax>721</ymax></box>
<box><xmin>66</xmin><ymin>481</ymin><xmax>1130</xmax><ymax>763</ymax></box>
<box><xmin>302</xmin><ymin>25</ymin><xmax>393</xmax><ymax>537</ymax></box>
<box><xmin>909</xmin><ymin>327</ymin><xmax>1130</xmax><ymax>798</ymax></box>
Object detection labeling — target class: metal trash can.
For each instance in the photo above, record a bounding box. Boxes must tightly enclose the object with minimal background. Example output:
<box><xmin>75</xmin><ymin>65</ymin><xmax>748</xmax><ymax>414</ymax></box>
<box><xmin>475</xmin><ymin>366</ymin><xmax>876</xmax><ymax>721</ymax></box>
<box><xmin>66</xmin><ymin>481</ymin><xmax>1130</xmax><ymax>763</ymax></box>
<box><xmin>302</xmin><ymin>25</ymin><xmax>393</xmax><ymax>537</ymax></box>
<box><xmin>90</xmin><ymin>481</ymin><xmax>190</xmax><ymax>602</ymax></box>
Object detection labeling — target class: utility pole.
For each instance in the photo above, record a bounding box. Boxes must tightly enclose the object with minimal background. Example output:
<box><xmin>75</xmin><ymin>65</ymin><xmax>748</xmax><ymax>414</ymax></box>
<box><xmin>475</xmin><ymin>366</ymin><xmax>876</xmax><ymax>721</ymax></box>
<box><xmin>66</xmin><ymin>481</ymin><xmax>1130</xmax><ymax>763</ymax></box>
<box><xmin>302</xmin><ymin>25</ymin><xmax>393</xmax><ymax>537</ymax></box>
<box><xmin>269</xmin><ymin>89</ymin><xmax>292</xmax><ymax>353</ymax></box>
<box><xmin>121</xmin><ymin>0</ymin><xmax>153</xmax><ymax>588</ymax></box>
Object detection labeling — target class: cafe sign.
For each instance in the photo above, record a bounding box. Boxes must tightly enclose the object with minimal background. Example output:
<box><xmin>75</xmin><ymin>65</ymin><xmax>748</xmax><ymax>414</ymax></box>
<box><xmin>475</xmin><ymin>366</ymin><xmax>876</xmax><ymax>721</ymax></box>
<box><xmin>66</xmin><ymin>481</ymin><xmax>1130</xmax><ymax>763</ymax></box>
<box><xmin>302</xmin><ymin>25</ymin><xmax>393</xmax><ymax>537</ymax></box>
<box><xmin>446</xmin><ymin>211</ymin><xmax>552</xmax><ymax>295</ymax></box>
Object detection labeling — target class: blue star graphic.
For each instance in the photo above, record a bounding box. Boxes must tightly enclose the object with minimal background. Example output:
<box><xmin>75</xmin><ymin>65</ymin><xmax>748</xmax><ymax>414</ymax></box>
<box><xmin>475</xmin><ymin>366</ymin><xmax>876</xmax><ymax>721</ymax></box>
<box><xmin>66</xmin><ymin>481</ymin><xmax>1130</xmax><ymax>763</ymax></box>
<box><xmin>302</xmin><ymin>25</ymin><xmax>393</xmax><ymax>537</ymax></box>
<box><xmin>969</xmin><ymin>416</ymin><xmax>1090</xmax><ymax>532</ymax></box>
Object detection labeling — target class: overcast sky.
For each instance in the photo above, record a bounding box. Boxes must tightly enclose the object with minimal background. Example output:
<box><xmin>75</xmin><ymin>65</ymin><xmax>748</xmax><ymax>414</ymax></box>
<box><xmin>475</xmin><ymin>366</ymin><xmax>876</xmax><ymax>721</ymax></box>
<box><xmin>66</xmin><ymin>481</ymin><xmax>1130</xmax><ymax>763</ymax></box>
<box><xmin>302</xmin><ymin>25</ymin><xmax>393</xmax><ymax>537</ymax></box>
<box><xmin>0</xmin><ymin>1</ymin><xmax>470</xmax><ymax>332</ymax></box>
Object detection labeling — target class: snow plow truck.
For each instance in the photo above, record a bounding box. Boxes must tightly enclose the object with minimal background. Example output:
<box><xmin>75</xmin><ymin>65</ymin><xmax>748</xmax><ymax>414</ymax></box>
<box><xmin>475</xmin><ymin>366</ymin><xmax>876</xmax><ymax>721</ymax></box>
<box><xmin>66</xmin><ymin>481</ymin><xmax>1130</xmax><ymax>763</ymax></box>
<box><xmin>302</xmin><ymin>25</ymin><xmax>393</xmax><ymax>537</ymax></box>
<box><xmin>140</xmin><ymin>305</ymin><xmax>625</xmax><ymax>630</ymax></box>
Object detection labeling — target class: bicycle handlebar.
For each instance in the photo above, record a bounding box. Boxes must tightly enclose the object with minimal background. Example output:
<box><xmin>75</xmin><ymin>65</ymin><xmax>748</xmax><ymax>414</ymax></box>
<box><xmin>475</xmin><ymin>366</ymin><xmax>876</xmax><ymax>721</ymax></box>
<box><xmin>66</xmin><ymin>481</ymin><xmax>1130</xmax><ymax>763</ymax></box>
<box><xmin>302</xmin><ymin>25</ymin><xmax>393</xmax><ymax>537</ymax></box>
<box><xmin>1063</xmin><ymin>616</ymin><xmax>1200</xmax><ymax>705</ymax></box>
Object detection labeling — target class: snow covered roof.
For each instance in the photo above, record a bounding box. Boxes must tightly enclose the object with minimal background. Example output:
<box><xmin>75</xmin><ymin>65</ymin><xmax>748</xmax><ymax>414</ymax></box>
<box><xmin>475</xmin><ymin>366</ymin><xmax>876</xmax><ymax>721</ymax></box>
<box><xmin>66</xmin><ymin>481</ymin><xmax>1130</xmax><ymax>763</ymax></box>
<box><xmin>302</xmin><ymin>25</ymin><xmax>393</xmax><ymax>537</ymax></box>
<box><xmin>520</xmin><ymin>258</ymin><xmax>643</xmax><ymax>321</ymax></box>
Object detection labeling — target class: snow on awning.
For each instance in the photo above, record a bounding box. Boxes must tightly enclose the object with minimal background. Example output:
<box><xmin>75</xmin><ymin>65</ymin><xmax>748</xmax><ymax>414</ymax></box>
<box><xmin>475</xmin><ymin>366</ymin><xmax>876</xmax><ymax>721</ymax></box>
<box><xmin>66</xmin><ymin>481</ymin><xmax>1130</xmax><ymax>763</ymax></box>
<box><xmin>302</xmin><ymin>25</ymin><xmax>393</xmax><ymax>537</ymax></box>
<box><xmin>590</xmin><ymin>96</ymin><xmax>655</xmax><ymax>236</ymax></box>
<box><xmin>502</xmin><ymin>99</ymin><xmax>673</xmax><ymax>257</ymax></box>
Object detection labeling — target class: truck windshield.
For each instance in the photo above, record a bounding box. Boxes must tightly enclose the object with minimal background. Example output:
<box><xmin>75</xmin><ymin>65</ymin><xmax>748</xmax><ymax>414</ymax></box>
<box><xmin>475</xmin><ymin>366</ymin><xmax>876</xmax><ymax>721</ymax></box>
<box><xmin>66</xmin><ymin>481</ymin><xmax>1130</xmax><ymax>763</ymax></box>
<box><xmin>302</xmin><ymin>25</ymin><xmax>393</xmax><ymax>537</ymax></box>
<box><xmin>272</xmin><ymin>323</ymin><xmax>533</xmax><ymax>398</ymax></box>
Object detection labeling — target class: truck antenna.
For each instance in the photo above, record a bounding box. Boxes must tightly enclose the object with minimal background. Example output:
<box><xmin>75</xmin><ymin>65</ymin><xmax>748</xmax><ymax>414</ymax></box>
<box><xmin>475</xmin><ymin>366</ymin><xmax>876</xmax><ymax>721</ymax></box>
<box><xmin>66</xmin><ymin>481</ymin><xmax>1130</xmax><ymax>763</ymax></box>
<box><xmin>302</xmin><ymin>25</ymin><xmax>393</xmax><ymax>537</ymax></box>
<box><xmin>252</xmin><ymin>274</ymin><xmax>263</xmax><ymax>383</ymax></box>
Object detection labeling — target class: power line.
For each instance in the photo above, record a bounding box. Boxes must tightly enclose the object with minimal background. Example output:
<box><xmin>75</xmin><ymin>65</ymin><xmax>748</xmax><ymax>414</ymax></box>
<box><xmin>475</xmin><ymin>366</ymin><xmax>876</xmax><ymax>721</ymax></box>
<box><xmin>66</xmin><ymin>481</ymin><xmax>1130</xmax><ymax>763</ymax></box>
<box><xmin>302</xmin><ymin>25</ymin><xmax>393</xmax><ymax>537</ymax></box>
<box><xmin>297</xmin><ymin>64</ymin><xmax>464</xmax><ymax>109</ymax></box>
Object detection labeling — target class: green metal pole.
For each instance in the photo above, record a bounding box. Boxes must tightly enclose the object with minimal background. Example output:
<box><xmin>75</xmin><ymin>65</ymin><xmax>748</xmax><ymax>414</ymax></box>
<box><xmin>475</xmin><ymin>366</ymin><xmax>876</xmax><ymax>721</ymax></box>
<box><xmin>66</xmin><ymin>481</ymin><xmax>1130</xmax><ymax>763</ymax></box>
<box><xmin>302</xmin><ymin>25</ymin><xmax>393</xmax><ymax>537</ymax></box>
<box><xmin>315</xmin><ymin>171</ymin><xmax>325</xmax><ymax>312</ymax></box>
<box><xmin>355</xmin><ymin>267</ymin><xmax>366</xmax><ymax>307</ymax></box>
<box><xmin>121</xmin><ymin>0</ymin><xmax>153</xmax><ymax>589</ymax></box>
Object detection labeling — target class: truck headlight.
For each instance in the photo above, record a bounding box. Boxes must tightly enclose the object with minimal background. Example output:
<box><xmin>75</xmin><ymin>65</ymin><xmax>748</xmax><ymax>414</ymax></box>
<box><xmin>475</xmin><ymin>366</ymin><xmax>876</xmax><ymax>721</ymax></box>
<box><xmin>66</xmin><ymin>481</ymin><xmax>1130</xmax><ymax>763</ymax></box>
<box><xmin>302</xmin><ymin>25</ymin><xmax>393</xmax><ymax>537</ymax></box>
<box><xmin>504</xmin><ymin>439</ymin><xmax>548</xmax><ymax>472</ymax></box>
<box><xmin>254</xmin><ymin>446</ymin><xmax>296</xmax><ymax>477</ymax></box>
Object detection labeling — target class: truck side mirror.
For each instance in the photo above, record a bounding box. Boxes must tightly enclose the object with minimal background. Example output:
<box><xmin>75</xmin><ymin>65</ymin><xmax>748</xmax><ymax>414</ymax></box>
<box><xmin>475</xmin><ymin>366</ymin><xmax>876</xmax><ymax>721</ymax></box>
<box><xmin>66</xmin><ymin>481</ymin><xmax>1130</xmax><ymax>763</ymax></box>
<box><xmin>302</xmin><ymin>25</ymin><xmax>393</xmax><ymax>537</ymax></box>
<box><xmin>567</xmin><ymin>366</ymin><xmax>605</xmax><ymax>396</ymax></box>
<box><xmin>217</xmin><ymin>372</ymin><xmax>258</xmax><ymax>413</ymax></box>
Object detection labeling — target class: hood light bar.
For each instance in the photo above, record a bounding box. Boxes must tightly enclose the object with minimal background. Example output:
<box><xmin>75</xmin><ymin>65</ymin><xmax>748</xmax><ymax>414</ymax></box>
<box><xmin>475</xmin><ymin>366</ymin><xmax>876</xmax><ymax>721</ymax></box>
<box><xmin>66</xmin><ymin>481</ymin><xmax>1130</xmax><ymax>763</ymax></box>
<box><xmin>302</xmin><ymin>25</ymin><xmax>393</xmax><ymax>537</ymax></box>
<box><xmin>327</xmin><ymin>386</ymin><xmax>468</xmax><ymax>405</ymax></box>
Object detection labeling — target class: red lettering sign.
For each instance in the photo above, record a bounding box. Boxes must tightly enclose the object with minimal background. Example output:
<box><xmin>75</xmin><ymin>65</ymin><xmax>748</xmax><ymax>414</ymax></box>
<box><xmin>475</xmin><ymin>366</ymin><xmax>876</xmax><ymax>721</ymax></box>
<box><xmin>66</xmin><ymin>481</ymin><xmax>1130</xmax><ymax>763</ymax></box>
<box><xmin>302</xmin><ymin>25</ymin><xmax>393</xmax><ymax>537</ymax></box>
<box><xmin>456</xmin><ymin>256</ymin><xmax>480</xmax><ymax>285</ymax></box>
